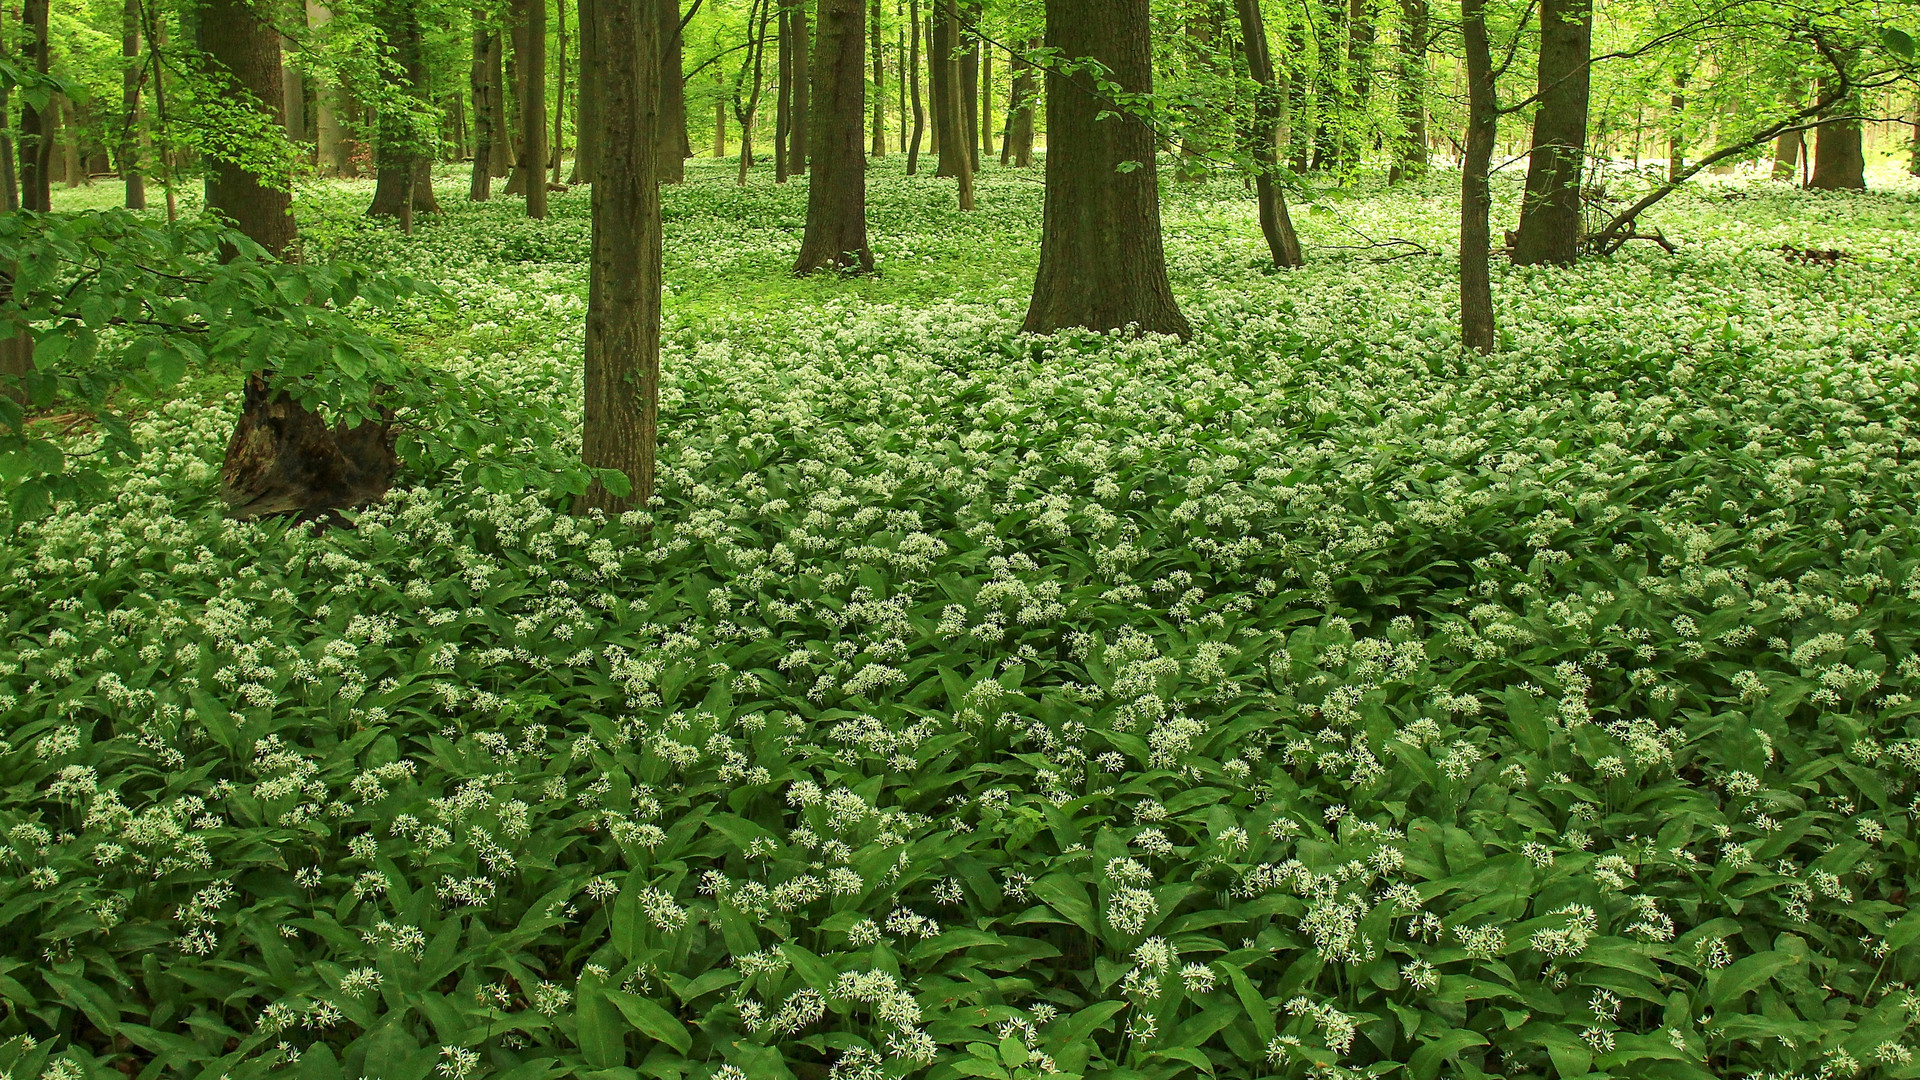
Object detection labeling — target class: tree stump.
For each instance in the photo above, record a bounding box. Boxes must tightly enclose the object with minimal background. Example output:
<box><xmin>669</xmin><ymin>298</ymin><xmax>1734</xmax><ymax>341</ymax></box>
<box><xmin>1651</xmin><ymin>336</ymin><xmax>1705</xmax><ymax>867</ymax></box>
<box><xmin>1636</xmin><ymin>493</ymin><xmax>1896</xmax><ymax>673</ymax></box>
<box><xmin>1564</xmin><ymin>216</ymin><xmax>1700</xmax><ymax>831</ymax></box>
<box><xmin>219</xmin><ymin>375</ymin><xmax>396</xmax><ymax>520</ymax></box>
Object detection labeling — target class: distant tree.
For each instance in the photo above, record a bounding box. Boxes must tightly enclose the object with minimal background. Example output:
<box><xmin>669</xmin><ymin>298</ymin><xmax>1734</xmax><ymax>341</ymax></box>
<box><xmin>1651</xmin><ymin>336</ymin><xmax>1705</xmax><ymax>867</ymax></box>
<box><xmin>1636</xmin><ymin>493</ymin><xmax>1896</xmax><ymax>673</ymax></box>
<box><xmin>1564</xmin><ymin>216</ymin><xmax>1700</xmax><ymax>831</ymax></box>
<box><xmin>795</xmin><ymin>0</ymin><xmax>872</xmax><ymax>273</ymax></box>
<box><xmin>1511</xmin><ymin>0</ymin><xmax>1593</xmax><ymax>265</ymax></box>
<box><xmin>18</xmin><ymin>0</ymin><xmax>52</xmax><ymax>212</ymax></box>
<box><xmin>512</xmin><ymin>0</ymin><xmax>549</xmax><ymax>216</ymax></box>
<box><xmin>367</xmin><ymin>0</ymin><xmax>440</xmax><ymax>221</ymax></box>
<box><xmin>1235</xmin><ymin>0</ymin><xmax>1304</xmax><ymax>268</ymax></box>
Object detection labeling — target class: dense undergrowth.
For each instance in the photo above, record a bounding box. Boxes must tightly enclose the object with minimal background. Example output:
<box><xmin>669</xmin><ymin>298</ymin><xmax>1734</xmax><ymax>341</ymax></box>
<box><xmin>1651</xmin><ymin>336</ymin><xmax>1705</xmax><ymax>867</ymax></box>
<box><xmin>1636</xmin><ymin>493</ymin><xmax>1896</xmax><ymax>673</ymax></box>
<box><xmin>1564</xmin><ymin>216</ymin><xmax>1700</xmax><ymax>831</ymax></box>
<box><xmin>3</xmin><ymin>159</ymin><xmax>1920</xmax><ymax>1080</ymax></box>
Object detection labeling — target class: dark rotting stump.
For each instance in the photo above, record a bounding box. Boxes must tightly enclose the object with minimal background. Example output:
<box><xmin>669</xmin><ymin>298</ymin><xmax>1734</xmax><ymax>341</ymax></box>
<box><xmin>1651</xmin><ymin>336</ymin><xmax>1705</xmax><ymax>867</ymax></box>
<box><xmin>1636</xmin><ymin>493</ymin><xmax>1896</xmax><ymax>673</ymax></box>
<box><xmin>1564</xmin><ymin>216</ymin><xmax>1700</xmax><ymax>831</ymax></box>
<box><xmin>219</xmin><ymin>374</ymin><xmax>397</xmax><ymax>525</ymax></box>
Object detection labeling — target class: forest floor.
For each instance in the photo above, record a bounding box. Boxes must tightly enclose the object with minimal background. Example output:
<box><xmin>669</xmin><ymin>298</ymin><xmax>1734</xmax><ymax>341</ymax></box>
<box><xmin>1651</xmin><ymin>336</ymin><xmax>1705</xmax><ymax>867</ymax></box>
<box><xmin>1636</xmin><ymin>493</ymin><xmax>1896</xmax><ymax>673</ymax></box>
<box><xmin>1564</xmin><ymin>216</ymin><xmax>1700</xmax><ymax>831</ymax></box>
<box><xmin>5</xmin><ymin>160</ymin><xmax>1920</xmax><ymax>1080</ymax></box>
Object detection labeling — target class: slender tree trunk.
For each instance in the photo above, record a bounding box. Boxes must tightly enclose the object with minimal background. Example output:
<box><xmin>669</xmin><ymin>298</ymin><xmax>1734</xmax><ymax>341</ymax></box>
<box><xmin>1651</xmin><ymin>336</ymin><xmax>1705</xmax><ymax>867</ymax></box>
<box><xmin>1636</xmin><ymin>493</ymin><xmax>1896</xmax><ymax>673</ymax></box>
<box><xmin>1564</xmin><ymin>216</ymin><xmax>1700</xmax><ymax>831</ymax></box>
<box><xmin>1667</xmin><ymin>73</ymin><xmax>1686</xmax><ymax>182</ymax></box>
<box><xmin>1459</xmin><ymin>0</ymin><xmax>1495</xmax><ymax>353</ymax></box>
<box><xmin>369</xmin><ymin>0</ymin><xmax>440</xmax><ymax>218</ymax></box>
<box><xmin>571</xmin><ymin>0</ymin><xmax>597</xmax><ymax>181</ymax></box>
<box><xmin>1909</xmin><ymin>92</ymin><xmax>1920</xmax><ymax>177</ymax></box>
<box><xmin>1181</xmin><ymin>9</ymin><xmax>1214</xmax><ymax>171</ymax></box>
<box><xmin>1023</xmin><ymin>0</ymin><xmax>1186</xmax><ymax>338</ymax></box>
<box><xmin>579</xmin><ymin>0</ymin><xmax>662</xmax><ymax>515</ymax></box>
<box><xmin>1339</xmin><ymin>0</ymin><xmax>1372</xmax><ymax>169</ymax></box>
<box><xmin>308</xmin><ymin>2</ymin><xmax>346</xmax><ymax>174</ymax></box>
<box><xmin>1388</xmin><ymin>0</ymin><xmax>1427</xmax><ymax>183</ymax></box>
<box><xmin>898</xmin><ymin>12</ymin><xmax>907</xmax><ymax>150</ymax></box>
<box><xmin>796</xmin><ymin>0</ymin><xmax>872</xmax><ymax>273</ymax></box>
<box><xmin>790</xmin><ymin>0</ymin><xmax>810</xmax><ymax>173</ymax></box>
<box><xmin>960</xmin><ymin>1</ymin><xmax>979</xmax><ymax>169</ymax></box>
<box><xmin>872</xmin><ymin>0</ymin><xmax>886</xmax><ymax>155</ymax></box>
<box><xmin>56</xmin><ymin>96</ymin><xmax>79</xmax><ymax>187</ymax></box>
<box><xmin>1003</xmin><ymin>41</ymin><xmax>1035</xmax><ymax>166</ymax></box>
<box><xmin>1511</xmin><ymin>0</ymin><xmax>1591</xmax><ymax>266</ymax></box>
<box><xmin>737</xmin><ymin>0</ymin><xmax>773</xmax><ymax>182</ymax></box>
<box><xmin>472</xmin><ymin>19</ymin><xmax>497</xmax><ymax>198</ymax></box>
<box><xmin>907</xmin><ymin>0</ymin><xmax>924</xmax><ymax>173</ymax></box>
<box><xmin>933</xmin><ymin>0</ymin><xmax>972</xmax><ymax>204</ymax></box>
<box><xmin>19</xmin><ymin>0</ymin><xmax>51</xmax><ymax>212</ymax></box>
<box><xmin>282</xmin><ymin>36</ymin><xmax>306</xmax><ymax>139</ymax></box>
<box><xmin>513</xmin><ymin>0</ymin><xmax>549</xmax><ymax>216</ymax></box>
<box><xmin>200</xmin><ymin>0</ymin><xmax>297</xmax><ymax>253</ymax></box>
<box><xmin>1286</xmin><ymin>22</ymin><xmax>1309</xmax><ymax>172</ymax></box>
<box><xmin>658</xmin><ymin>0</ymin><xmax>687</xmax><ymax>182</ymax></box>
<box><xmin>715</xmin><ymin>69</ymin><xmax>727</xmax><ymax>155</ymax></box>
<box><xmin>1808</xmin><ymin>79</ymin><xmax>1865</xmax><ymax>191</ymax></box>
<box><xmin>552</xmin><ymin>0</ymin><xmax>568</xmax><ymax>183</ymax></box>
<box><xmin>121</xmin><ymin>0</ymin><xmax>148</xmax><ymax>208</ymax></box>
<box><xmin>1771</xmin><ymin>128</ymin><xmax>1801</xmax><ymax>181</ymax></box>
<box><xmin>489</xmin><ymin>29</ymin><xmax>513</xmax><ymax>176</ymax></box>
<box><xmin>928</xmin><ymin>14</ymin><xmax>939</xmax><ymax>154</ymax></box>
<box><xmin>1236</xmin><ymin>0</ymin><xmax>1302</xmax><ymax>268</ymax></box>
<box><xmin>776</xmin><ymin>1</ymin><xmax>792</xmax><ymax>182</ymax></box>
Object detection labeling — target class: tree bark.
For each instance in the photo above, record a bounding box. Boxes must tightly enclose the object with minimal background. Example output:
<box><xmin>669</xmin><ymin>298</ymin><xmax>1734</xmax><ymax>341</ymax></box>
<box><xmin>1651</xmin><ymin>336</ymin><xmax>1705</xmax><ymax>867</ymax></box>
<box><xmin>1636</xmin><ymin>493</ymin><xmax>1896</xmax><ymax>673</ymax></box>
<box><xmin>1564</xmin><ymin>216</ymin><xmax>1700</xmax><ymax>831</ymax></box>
<box><xmin>282</xmin><ymin>36</ymin><xmax>306</xmax><ymax>139</ymax></box>
<box><xmin>57</xmin><ymin>96</ymin><xmax>80</xmax><ymax>187</ymax></box>
<box><xmin>552</xmin><ymin>0</ymin><xmax>568</xmax><ymax>183</ymax></box>
<box><xmin>872</xmin><ymin>0</ymin><xmax>886</xmax><ymax>155</ymax></box>
<box><xmin>1181</xmin><ymin>9</ymin><xmax>1214</xmax><ymax>171</ymax></box>
<box><xmin>18</xmin><ymin>0</ymin><xmax>52</xmax><ymax>212</ymax></box>
<box><xmin>570</xmin><ymin>0</ymin><xmax>598</xmax><ymax>182</ymax></box>
<box><xmin>1771</xmin><ymin>129</ymin><xmax>1800</xmax><ymax>182</ymax></box>
<box><xmin>200</xmin><ymin>0</ymin><xmax>297</xmax><ymax>255</ymax></box>
<box><xmin>790</xmin><ymin>0</ymin><xmax>811</xmax><ymax>173</ymax></box>
<box><xmin>220</xmin><ymin>376</ymin><xmax>397</xmax><ymax>518</ymax></box>
<box><xmin>658</xmin><ymin>0</ymin><xmax>687</xmax><ymax>182</ymax></box>
<box><xmin>1511</xmin><ymin>0</ymin><xmax>1591</xmax><ymax>266</ymax></box>
<box><xmin>369</xmin><ymin>0</ymin><xmax>441</xmax><ymax>219</ymax></box>
<box><xmin>906</xmin><ymin>0</ymin><xmax>924</xmax><ymax>173</ymax></box>
<box><xmin>796</xmin><ymin>0</ymin><xmax>872</xmax><ymax>274</ymax></box>
<box><xmin>1002</xmin><ymin>40</ymin><xmax>1034</xmax><ymax>166</ymax></box>
<box><xmin>122</xmin><ymin>0</ymin><xmax>148</xmax><ymax>208</ymax></box>
<box><xmin>776</xmin><ymin>1</ymin><xmax>792</xmax><ymax>182</ymax></box>
<box><xmin>1338</xmin><ymin>0</ymin><xmax>1373</xmax><ymax>170</ymax></box>
<box><xmin>959</xmin><ymin>1</ymin><xmax>979</xmax><ymax>169</ymax></box>
<box><xmin>512</xmin><ymin>0</ymin><xmax>549</xmax><ymax>215</ymax></box>
<box><xmin>489</xmin><ymin>27</ymin><xmax>514</xmax><ymax>177</ymax></box>
<box><xmin>1459</xmin><ymin>0</ymin><xmax>1495</xmax><ymax>353</ymax></box>
<box><xmin>715</xmin><ymin>68</ymin><xmax>727</xmax><ymax>156</ymax></box>
<box><xmin>1808</xmin><ymin>80</ymin><xmax>1865</xmax><ymax>191</ymax></box>
<box><xmin>1910</xmin><ymin>92</ymin><xmax>1920</xmax><ymax>178</ymax></box>
<box><xmin>1023</xmin><ymin>0</ymin><xmax>1187</xmax><ymax>338</ymax></box>
<box><xmin>471</xmin><ymin>19</ymin><xmax>498</xmax><ymax>198</ymax></box>
<box><xmin>932</xmin><ymin>0</ymin><xmax>972</xmax><ymax>205</ymax></box>
<box><xmin>1235</xmin><ymin>0</ymin><xmax>1302</xmax><ymax>268</ymax></box>
<box><xmin>1388</xmin><ymin>0</ymin><xmax>1426</xmax><ymax>183</ymax></box>
<box><xmin>308</xmin><ymin>2</ymin><xmax>347</xmax><ymax>175</ymax></box>
<box><xmin>579</xmin><ymin>0</ymin><xmax>663</xmax><ymax>515</ymax></box>
<box><xmin>1667</xmin><ymin>73</ymin><xmax>1686</xmax><ymax>182</ymax></box>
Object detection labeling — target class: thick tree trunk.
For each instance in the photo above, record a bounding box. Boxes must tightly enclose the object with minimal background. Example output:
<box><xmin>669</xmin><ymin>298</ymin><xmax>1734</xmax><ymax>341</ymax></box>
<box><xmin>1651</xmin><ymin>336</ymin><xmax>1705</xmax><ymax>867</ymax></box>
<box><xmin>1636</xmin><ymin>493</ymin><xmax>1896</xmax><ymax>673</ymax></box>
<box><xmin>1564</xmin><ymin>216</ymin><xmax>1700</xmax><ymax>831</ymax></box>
<box><xmin>0</xmin><ymin>332</ymin><xmax>29</xmax><ymax>408</ymax></box>
<box><xmin>1003</xmin><ymin>41</ymin><xmax>1034</xmax><ymax>166</ymax></box>
<box><xmin>1235</xmin><ymin>0</ymin><xmax>1302</xmax><ymax>268</ymax></box>
<box><xmin>932</xmin><ymin>0</ymin><xmax>972</xmax><ymax>205</ymax></box>
<box><xmin>471</xmin><ymin>20</ymin><xmax>497</xmax><ymax>198</ymax></box>
<box><xmin>1771</xmin><ymin>129</ymin><xmax>1800</xmax><ymax>182</ymax></box>
<box><xmin>579</xmin><ymin>0</ymin><xmax>662</xmax><ymax>515</ymax></box>
<box><xmin>1459</xmin><ymin>0</ymin><xmax>1495</xmax><ymax>353</ymax></box>
<box><xmin>1511</xmin><ymin>0</ymin><xmax>1591</xmax><ymax>266</ymax></box>
<box><xmin>1388</xmin><ymin>0</ymin><xmax>1427</xmax><ymax>183</ymax></box>
<box><xmin>513</xmin><ymin>0</ymin><xmax>549</xmax><ymax>216</ymax></box>
<box><xmin>57</xmin><ymin>97</ymin><xmax>81</xmax><ymax>187</ymax></box>
<box><xmin>658</xmin><ymin>0</ymin><xmax>687</xmax><ymax>182</ymax></box>
<box><xmin>571</xmin><ymin>0</ymin><xmax>598</xmax><ymax>182</ymax></box>
<box><xmin>369</xmin><ymin>0</ymin><xmax>441</xmax><ymax>219</ymax></box>
<box><xmin>872</xmin><ymin>0</ymin><xmax>886</xmax><ymax>155</ymax></box>
<box><xmin>489</xmin><ymin>30</ymin><xmax>514</xmax><ymax>177</ymax></box>
<box><xmin>796</xmin><ymin>0</ymin><xmax>872</xmax><ymax>273</ymax></box>
<box><xmin>1023</xmin><ymin>0</ymin><xmax>1186</xmax><ymax>338</ymax></box>
<box><xmin>1808</xmin><ymin>81</ymin><xmax>1865</xmax><ymax>191</ymax></box>
<box><xmin>122</xmin><ymin>0</ymin><xmax>148</xmax><ymax>208</ymax></box>
<box><xmin>282</xmin><ymin>36</ymin><xmax>306</xmax><ymax>138</ymax></box>
<box><xmin>200</xmin><ymin>0</ymin><xmax>297</xmax><ymax>255</ymax></box>
<box><xmin>220</xmin><ymin>376</ymin><xmax>397</xmax><ymax>518</ymax></box>
<box><xmin>906</xmin><ymin>0</ymin><xmax>924</xmax><ymax>173</ymax></box>
<box><xmin>18</xmin><ymin>0</ymin><xmax>52</xmax><ymax>212</ymax></box>
<box><xmin>790</xmin><ymin>0</ymin><xmax>811</xmax><ymax>173</ymax></box>
<box><xmin>1339</xmin><ymin>0</ymin><xmax>1372</xmax><ymax>169</ymax></box>
<box><xmin>930</xmin><ymin>0</ymin><xmax>962</xmax><ymax>177</ymax></box>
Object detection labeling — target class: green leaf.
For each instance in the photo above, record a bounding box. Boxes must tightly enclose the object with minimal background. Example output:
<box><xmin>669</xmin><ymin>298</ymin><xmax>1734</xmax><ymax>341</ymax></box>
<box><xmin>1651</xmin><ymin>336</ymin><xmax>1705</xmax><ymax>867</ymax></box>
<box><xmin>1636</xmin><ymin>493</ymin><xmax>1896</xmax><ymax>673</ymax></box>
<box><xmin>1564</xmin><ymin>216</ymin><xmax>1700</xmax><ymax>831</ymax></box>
<box><xmin>1408</xmin><ymin>1028</ymin><xmax>1488</xmax><ymax>1080</ymax></box>
<box><xmin>1710</xmin><ymin>950</ymin><xmax>1800</xmax><ymax>1008</ymax></box>
<box><xmin>1884</xmin><ymin>27</ymin><xmax>1916</xmax><ymax>59</ymax></box>
<box><xmin>577</xmin><ymin>978</ymin><xmax>626</xmax><ymax>1069</ymax></box>
<box><xmin>605</xmin><ymin>991</ymin><xmax>692</xmax><ymax>1055</ymax></box>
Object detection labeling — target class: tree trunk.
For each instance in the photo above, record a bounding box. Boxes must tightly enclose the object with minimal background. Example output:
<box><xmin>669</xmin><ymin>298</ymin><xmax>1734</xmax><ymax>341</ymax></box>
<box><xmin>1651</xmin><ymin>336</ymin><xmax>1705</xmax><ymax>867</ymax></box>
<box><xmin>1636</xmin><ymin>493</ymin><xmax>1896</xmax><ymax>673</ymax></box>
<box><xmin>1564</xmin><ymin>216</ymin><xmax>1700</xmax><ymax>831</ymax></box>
<box><xmin>776</xmin><ymin>1</ymin><xmax>792</xmax><ymax>183</ymax></box>
<box><xmin>369</xmin><ymin>0</ymin><xmax>440</xmax><ymax>219</ymax></box>
<box><xmin>1511</xmin><ymin>0</ymin><xmax>1591</xmax><ymax>266</ymax></box>
<box><xmin>932</xmin><ymin>0</ymin><xmax>972</xmax><ymax>205</ymax></box>
<box><xmin>570</xmin><ymin>0</ymin><xmax>597</xmax><ymax>182</ymax></box>
<box><xmin>715</xmin><ymin>69</ymin><xmax>727</xmax><ymax>155</ymax></box>
<box><xmin>1771</xmin><ymin>129</ymin><xmax>1800</xmax><ymax>181</ymax></box>
<box><xmin>513</xmin><ymin>0</ymin><xmax>549</xmax><ymax>216</ymax></box>
<box><xmin>1286</xmin><ymin>22</ymin><xmax>1309</xmax><ymax>172</ymax></box>
<box><xmin>1003</xmin><ymin>40</ymin><xmax>1034</xmax><ymax>166</ymax></box>
<box><xmin>658</xmin><ymin>0</ymin><xmax>687</xmax><ymax>182</ymax></box>
<box><xmin>789</xmin><ymin>0</ymin><xmax>810</xmax><ymax>173</ymax></box>
<box><xmin>1808</xmin><ymin>80</ymin><xmax>1865</xmax><ymax>191</ymax></box>
<box><xmin>1023</xmin><ymin>0</ymin><xmax>1186</xmax><ymax>338</ymax></box>
<box><xmin>57</xmin><ymin>96</ymin><xmax>81</xmax><ymax>187</ymax></box>
<box><xmin>1339</xmin><ymin>0</ymin><xmax>1372</xmax><ymax>170</ymax></box>
<box><xmin>552</xmin><ymin>0</ymin><xmax>568</xmax><ymax>183</ymax></box>
<box><xmin>1459</xmin><ymin>0</ymin><xmax>1495</xmax><ymax>353</ymax></box>
<box><xmin>282</xmin><ymin>36</ymin><xmax>306</xmax><ymax>139</ymax></box>
<box><xmin>1667</xmin><ymin>73</ymin><xmax>1686</xmax><ymax>182</ymax></box>
<box><xmin>960</xmin><ymin>2</ymin><xmax>979</xmax><ymax>170</ymax></box>
<box><xmin>1181</xmin><ymin>10</ymin><xmax>1213</xmax><ymax>171</ymax></box>
<box><xmin>579</xmin><ymin>0</ymin><xmax>662</xmax><ymax>515</ymax></box>
<box><xmin>1235</xmin><ymin>0</ymin><xmax>1302</xmax><ymax>268</ymax></box>
<box><xmin>18</xmin><ymin>0</ymin><xmax>52</xmax><ymax>212</ymax></box>
<box><xmin>471</xmin><ymin>19</ymin><xmax>497</xmax><ymax>198</ymax></box>
<box><xmin>122</xmin><ymin>0</ymin><xmax>147</xmax><ymax>208</ymax></box>
<box><xmin>1388</xmin><ymin>0</ymin><xmax>1426</xmax><ymax>183</ymax></box>
<box><xmin>200</xmin><ymin>0</ymin><xmax>297</xmax><ymax>255</ymax></box>
<box><xmin>489</xmin><ymin>28</ymin><xmax>514</xmax><ymax>177</ymax></box>
<box><xmin>906</xmin><ymin>0</ymin><xmax>924</xmax><ymax>173</ymax></box>
<box><xmin>737</xmin><ymin>0</ymin><xmax>773</xmax><ymax>182</ymax></box>
<box><xmin>796</xmin><ymin>0</ymin><xmax>871</xmax><ymax>273</ymax></box>
<box><xmin>308</xmin><ymin>2</ymin><xmax>346</xmax><ymax>174</ymax></box>
<box><xmin>872</xmin><ymin>0</ymin><xmax>886</xmax><ymax>155</ymax></box>
<box><xmin>1910</xmin><ymin>92</ymin><xmax>1920</xmax><ymax>177</ymax></box>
